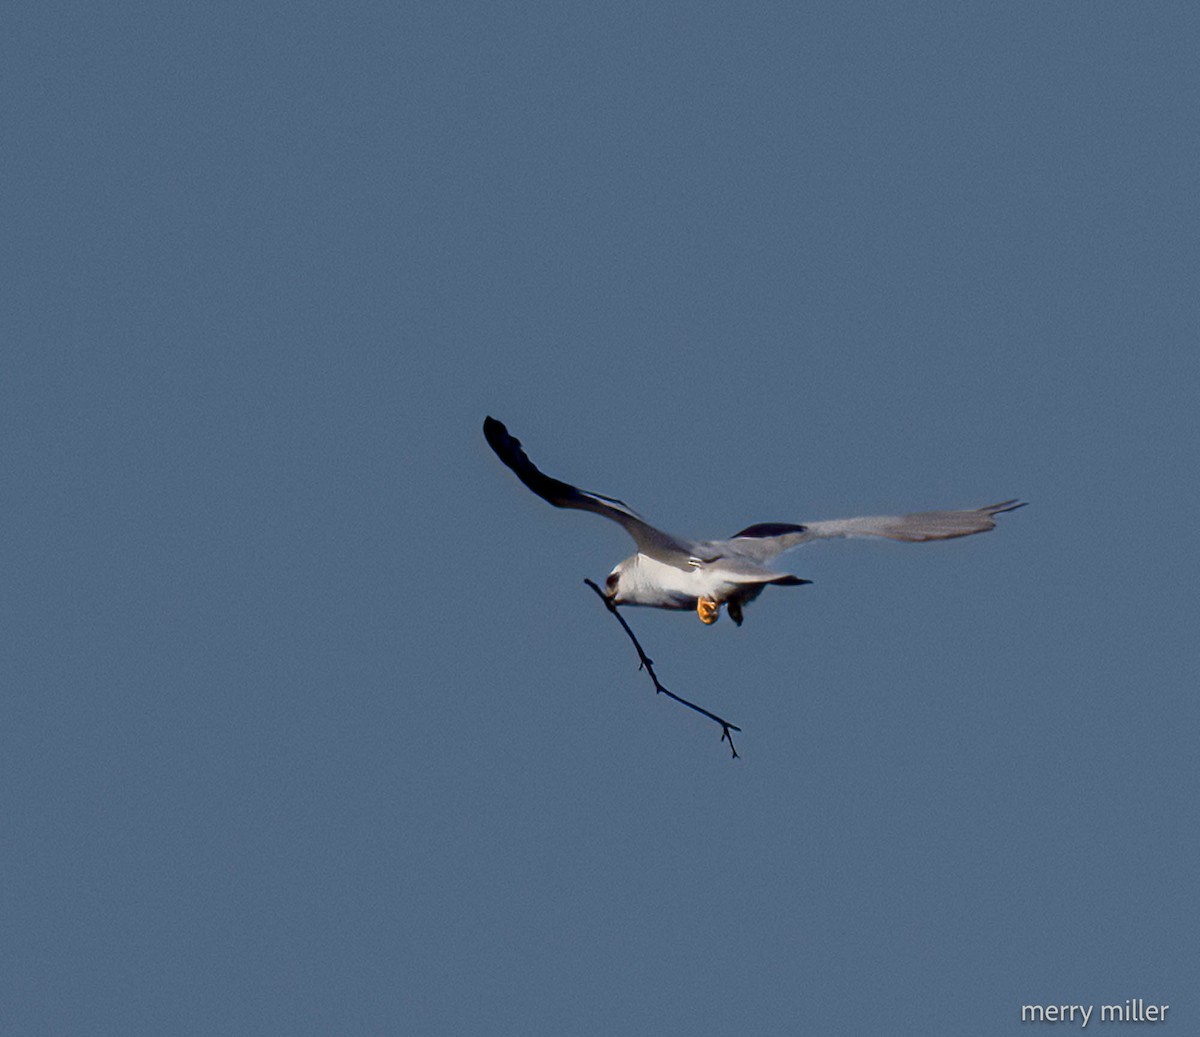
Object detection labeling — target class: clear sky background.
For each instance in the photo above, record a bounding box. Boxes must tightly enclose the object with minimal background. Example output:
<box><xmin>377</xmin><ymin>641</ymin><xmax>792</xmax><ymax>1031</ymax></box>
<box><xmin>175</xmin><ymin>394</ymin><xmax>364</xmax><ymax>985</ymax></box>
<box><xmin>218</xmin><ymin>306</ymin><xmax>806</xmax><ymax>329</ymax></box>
<box><xmin>4</xmin><ymin>3</ymin><xmax>1197</xmax><ymax>1035</ymax></box>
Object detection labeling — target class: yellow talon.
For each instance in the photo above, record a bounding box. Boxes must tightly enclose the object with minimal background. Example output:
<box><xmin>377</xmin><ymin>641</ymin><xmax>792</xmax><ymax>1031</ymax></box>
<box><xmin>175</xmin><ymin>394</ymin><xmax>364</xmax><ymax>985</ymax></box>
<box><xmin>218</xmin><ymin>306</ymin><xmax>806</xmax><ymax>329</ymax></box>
<box><xmin>697</xmin><ymin>597</ymin><xmax>720</xmax><ymax>625</ymax></box>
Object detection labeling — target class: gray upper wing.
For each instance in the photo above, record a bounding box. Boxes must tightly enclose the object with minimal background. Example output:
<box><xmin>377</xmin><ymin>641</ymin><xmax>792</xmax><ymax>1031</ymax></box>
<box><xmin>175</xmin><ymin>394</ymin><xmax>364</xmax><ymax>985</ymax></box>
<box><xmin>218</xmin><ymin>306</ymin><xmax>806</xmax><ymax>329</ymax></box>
<box><xmin>483</xmin><ymin>417</ymin><xmax>696</xmax><ymax>567</ymax></box>
<box><xmin>713</xmin><ymin>500</ymin><xmax>1027</xmax><ymax>562</ymax></box>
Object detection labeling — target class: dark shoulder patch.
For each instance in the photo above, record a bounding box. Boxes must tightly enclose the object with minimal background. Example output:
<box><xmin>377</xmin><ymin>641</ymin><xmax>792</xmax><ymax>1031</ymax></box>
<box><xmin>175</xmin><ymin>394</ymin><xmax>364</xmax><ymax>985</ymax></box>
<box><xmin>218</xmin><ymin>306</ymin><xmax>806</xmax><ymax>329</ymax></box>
<box><xmin>731</xmin><ymin>522</ymin><xmax>808</xmax><ymax>539</ymax></box>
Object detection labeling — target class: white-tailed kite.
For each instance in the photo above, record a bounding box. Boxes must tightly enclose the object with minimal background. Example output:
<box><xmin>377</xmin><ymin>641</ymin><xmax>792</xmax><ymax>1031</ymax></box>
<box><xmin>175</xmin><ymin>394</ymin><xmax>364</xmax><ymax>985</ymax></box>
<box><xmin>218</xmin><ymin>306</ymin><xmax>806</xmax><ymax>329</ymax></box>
<box><xmin>484</xmin><ymin>416</ymin><xmax>1025</xmax><ymax>627</ymax></box>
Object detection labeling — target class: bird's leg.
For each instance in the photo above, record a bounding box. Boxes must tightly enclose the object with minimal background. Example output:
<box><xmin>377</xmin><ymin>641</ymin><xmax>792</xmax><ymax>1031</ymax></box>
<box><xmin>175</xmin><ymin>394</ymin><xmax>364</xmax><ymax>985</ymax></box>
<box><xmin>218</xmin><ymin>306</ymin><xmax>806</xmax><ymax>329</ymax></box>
<box><xmin>696</xmin><ymin>596</ymin><xmax>720</xmax><ymax>625</ymax></box>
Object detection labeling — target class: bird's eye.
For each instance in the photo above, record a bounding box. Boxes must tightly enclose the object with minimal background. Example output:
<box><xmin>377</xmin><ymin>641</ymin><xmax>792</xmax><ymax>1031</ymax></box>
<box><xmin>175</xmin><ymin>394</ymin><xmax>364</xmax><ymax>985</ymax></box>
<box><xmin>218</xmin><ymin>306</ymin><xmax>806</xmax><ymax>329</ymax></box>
<box><xmin>605</xmin><ymin>572</ymin><xmax>619</xmax><ymax>593</ymax></box>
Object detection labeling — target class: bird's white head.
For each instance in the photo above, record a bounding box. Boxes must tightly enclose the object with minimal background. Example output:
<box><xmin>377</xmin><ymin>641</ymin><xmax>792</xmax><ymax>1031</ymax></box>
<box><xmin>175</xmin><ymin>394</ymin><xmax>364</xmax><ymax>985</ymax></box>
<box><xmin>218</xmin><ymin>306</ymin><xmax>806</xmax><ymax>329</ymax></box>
<box><xmin>604</xmin><ymin>556</ymin><xmax>675</xmax><ymax>608</ymax></box>
<box><xmin>604</xmin><ymin>562</ymin><xmax>629</xmax><ymax>604</ymax></box>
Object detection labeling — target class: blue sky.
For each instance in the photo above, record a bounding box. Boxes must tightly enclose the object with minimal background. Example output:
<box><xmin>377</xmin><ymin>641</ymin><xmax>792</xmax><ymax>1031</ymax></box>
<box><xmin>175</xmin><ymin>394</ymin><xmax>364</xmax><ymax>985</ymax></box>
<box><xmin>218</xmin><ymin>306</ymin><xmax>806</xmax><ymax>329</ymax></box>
<box><xmin>4</xmin><ymin>3</ymin><xmax>1198</xmax><ymax>1034</ymax></box>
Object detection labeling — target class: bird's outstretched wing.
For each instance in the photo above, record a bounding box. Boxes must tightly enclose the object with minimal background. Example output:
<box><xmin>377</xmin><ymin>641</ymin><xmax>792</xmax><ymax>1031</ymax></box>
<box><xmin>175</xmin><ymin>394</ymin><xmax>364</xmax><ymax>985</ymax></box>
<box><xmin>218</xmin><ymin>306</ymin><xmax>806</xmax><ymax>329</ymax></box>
<box><xmin>483</xmin><ymin>417</ymin><xmax>695</xmax><ymax>567</ymax></box>
<box><xmin>719</xmin><ymin>501</ymin><xmax>1027</xmax><ymax>562</ymax></box>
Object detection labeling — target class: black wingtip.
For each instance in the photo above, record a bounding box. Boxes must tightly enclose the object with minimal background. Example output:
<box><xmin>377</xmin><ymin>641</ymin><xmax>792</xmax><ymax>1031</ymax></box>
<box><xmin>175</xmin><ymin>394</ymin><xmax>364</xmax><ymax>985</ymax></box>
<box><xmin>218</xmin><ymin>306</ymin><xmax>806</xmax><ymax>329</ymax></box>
<box><xmin>483</xmin><ymin>416</ymin><xmax>514</xmax><ymax>455</ymax></box>
<box><xmin>983</xmin><ymin>499</ymin><xmax>1028</xmax><ymax>515</ymax></box>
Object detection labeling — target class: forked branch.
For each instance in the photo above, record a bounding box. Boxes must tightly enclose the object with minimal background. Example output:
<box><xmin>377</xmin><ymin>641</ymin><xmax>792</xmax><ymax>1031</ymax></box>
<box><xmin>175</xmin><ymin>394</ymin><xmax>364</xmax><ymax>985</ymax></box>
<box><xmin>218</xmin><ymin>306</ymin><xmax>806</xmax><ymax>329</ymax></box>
<box><xmin>583</xmin><ymin>579</ymin><xmax>741</xmax><ymax>758</ymax></box>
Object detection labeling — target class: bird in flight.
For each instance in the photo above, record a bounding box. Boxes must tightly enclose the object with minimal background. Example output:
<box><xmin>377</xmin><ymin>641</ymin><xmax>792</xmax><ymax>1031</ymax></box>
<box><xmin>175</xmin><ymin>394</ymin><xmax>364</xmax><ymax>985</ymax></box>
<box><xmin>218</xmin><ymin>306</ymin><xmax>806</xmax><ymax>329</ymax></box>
<box><xmin>484</xmin><ymin>417</ymin><xmax>1025</xmax><ymax>627</ymax></box>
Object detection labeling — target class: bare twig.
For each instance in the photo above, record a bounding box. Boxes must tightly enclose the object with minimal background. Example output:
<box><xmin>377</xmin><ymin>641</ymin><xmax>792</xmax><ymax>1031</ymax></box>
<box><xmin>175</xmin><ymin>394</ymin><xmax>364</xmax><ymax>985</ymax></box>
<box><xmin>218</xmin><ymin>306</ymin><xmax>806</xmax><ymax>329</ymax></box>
<box><xmin>583</xmin><ymin>579</ymin><xmax>741</xmax><ymax>758</ymax></box>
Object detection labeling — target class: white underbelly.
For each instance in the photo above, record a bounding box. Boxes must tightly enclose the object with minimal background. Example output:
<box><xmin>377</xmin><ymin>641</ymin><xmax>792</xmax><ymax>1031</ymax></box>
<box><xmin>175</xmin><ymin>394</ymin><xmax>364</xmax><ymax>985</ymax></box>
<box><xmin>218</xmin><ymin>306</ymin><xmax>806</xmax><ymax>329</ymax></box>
<box><xmin>620</xmin><ymin>554</ymin><xmax>736</xmax><ymax>609</ymax></box>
